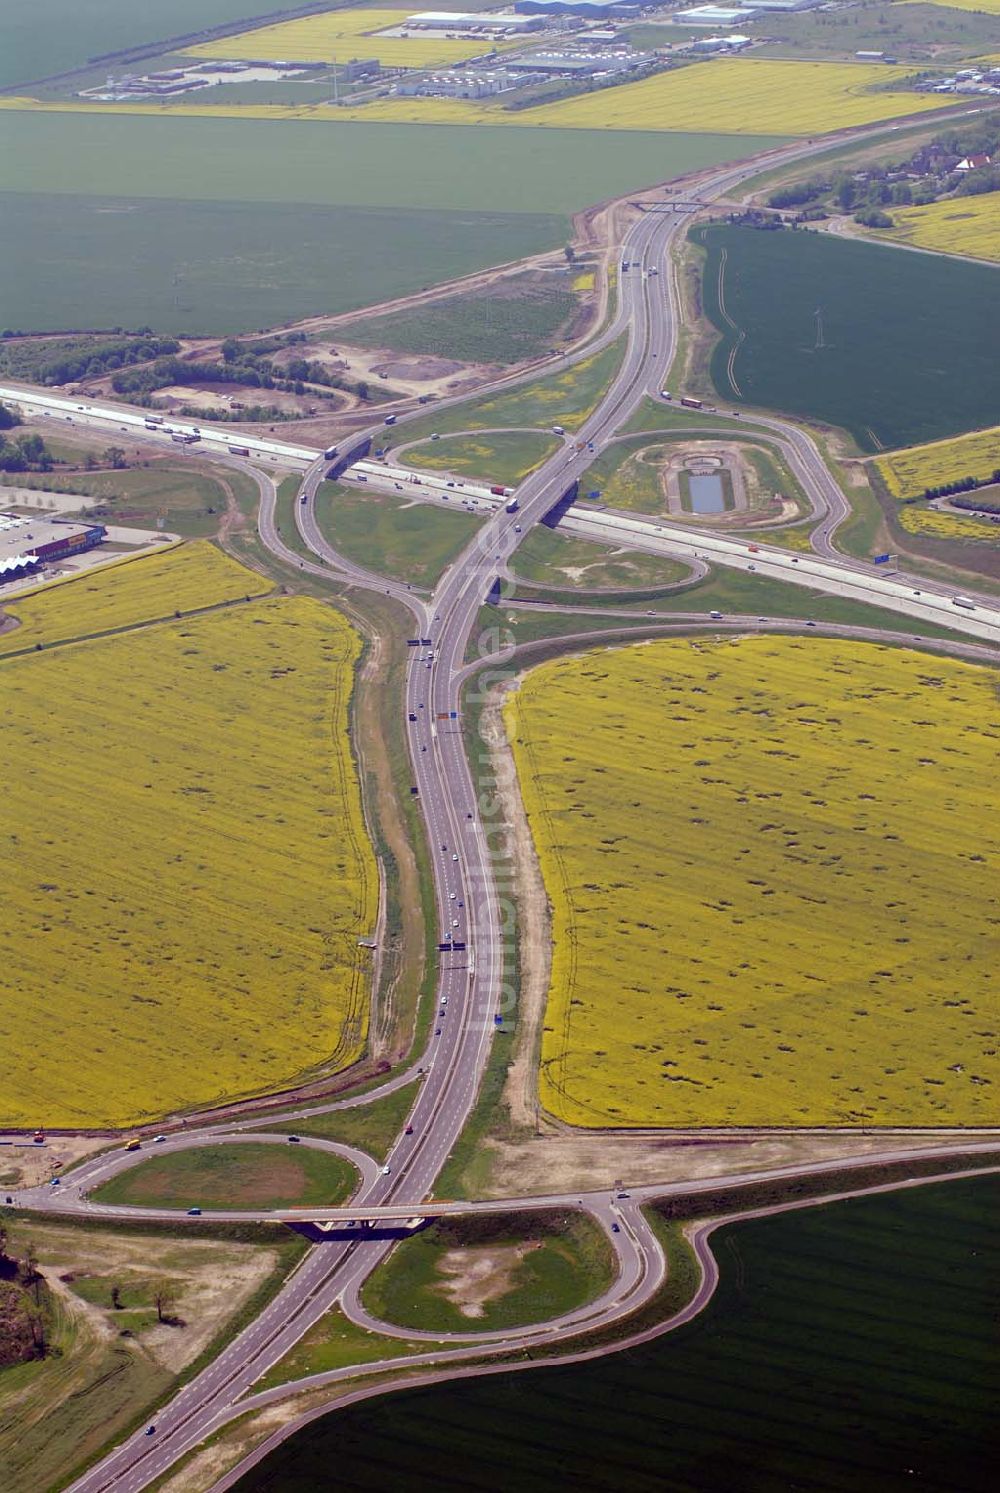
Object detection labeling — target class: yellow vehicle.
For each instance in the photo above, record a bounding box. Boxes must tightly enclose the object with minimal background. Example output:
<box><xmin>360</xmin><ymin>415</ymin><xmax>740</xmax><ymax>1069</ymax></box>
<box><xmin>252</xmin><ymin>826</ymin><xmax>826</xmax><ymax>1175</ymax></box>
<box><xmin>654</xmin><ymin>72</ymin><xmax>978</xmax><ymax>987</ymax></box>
<box><xmin>125</xmin><ymin>1139</ymin><xmax>141</xmax><ymax>1152</ymax></box>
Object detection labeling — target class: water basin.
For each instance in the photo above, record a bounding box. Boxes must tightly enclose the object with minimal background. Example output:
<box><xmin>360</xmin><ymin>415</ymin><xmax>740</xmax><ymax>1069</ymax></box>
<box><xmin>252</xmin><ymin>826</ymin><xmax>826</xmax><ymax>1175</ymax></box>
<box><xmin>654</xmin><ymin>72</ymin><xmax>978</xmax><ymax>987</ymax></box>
<box><xmin>688</xmin><ymin>472</ymin><xmax>726</xmax><ymax>515</ymax></box>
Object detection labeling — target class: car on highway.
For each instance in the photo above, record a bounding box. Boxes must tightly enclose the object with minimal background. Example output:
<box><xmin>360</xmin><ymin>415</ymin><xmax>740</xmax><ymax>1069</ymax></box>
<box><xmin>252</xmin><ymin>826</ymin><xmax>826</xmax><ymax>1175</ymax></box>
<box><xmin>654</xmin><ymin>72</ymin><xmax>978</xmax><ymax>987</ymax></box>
<box><xmin>748</xmin><ymin>564</ymin><xmax>756</xmax><ymax>571</ymax></box>
<box><xmin>153</xmin><ymin>1134</ymin><xmax>167</xmax><ymax>1144</ymax></box>
<box><xmin>611</xmin><ymin>1222</ymin><xmax>620</xmax><ymax>1233</ymax></box>
<box><xmin>287</xmin><ymin>1135</ymin><xmax>301</xmax><ymax>1143</ymax></box>
<box><xmin>145</xmin><ymin>1427</ymin><xmax>156</xmax><ymax>1437</ymax></box>
<box><xmin>405</xmin><ymin>1126</ymin><xmax>414</xmax><ymax>1135</ymax></box>
<box><xmin>381</xmin><ymin>1164</ymin><xmax>391</xmax><ymax>1175</ymax></box>
<box><xmin>435</xmin><ymin>1028</ymin><xmax>442</xmax><ymax>1036</ymax></box>
<box><xmin>187</xmin><ymin>1207</ymin><xmax>202</xmax><ymax>1215</ymax></box>
<box><xmin>452</xmin><ymin>853</ymin><xmax>459</xmax><ymax>861</ymax></box>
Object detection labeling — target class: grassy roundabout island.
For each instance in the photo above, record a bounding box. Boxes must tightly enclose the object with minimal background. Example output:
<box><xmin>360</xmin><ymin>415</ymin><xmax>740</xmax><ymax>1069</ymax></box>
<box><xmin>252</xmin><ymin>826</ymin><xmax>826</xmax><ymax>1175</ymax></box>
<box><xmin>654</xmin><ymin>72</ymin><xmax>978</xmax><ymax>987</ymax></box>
<box><xmin>92</xmin><ymin>1143</ymin><xmax>358</xmax><ymax>1213</ymax></box>
<box><xmin>362</xmin><ymin>1210</ymin><xmax>614</xmax><ymax>1334</ymax></box>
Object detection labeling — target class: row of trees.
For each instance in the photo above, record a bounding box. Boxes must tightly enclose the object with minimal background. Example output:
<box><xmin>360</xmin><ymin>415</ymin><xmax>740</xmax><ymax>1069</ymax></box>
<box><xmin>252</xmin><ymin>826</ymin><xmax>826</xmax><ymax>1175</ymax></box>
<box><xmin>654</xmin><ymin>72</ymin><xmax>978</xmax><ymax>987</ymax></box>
<box><xmin>0</xmin><ymin>334</ymin><xmax>180</xmax><ymax>388</ymax></box>
<box><xmin>110</xmin><ymin>354</ymin><xmax>366</xmax><ymax>403</ymax></box>
<box><xmin>919</xmin><ymin>469</ymin><xmax>1000</xmax><ymax>502</ymax></box>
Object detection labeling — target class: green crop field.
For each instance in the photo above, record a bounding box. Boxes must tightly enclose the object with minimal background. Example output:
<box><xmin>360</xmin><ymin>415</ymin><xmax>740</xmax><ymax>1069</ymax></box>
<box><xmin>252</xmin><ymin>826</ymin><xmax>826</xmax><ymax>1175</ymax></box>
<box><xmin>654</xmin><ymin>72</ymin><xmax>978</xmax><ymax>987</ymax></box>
<box><xmin>697</xmin><ymin>224</ymin><xmax>1000</xmax><ymax>451</ymax></box>
<box><xmin>0</xmin><ymin>194</ymin><xmax>565</xmax><ymax>337</ymax></box>
<box><xmin>233</xmin><ymin>1175</ymin><xmax>1000</xmax><ymax>1493</ymax></box>
<box><xmin>0</xmin><ymin>0</ymin><xmax>281</xmax><ymax>90</ymax></box>
<box><xmin>0</xmin><ymin>111</ymin><xmax>780</xmax><ymax>334</ymax></box>
<box><xmin>0</xmin><ymin>115</ymin><xmax>782</xmax><ymax>217</ymax></box>
<box><xmin>339</xmin><ymin>272</ymin><xmax>579</xmax><ymax>366</ymax></box>
<box><xmin>92</xmin><ymin>1143</ymin><xmax>357</xmax><ymax>1212</ymax></box>
<box><xmin>314</xmin><ymin>481</ymin><xmax>482</xmax><ymax>589</ymax></box>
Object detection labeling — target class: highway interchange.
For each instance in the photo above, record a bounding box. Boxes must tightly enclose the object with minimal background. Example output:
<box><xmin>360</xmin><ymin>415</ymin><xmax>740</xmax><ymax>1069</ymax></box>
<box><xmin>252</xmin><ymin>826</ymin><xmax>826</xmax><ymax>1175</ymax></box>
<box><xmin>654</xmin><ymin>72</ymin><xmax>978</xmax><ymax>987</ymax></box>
<box><xmin>4</xmin><ymin>117</ymin><xmax>1000</xmax><ymax>1493</ymax></box>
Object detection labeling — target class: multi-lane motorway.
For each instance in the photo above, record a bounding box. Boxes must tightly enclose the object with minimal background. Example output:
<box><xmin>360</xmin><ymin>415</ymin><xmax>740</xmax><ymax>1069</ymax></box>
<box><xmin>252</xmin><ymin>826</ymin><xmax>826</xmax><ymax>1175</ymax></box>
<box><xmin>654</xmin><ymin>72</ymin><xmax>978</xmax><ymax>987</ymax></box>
<box><xmin>4</xmin><ymin>118</ymin><xmax>999</xmax><ymax>1492</ymax></box>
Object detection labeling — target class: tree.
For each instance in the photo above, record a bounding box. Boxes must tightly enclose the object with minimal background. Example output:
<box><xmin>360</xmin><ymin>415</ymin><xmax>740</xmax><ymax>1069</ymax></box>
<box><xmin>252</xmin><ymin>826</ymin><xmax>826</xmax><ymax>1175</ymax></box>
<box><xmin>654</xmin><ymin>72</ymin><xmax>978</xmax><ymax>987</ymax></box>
<box><xmin>27</xmin><ymin>1308</ymin><xmax>47</xmax><ymax>1356</ymax></box>
<box><xmin>110</xmin><ymin>1283</ymin><xmax>123</xmax><ymax>1310</ymax></box>
<box><xmin>152</xmin><ymin>1283</ymin><xmax>177</xmax><ymax>1323</ymax></box>
<box><xmin>103</xmin><ymin>446</ymin><xmax>127</xmax><ymax>469</ymax></box>
<box><xmin>19</xmin><ymin>1241</ymin><xmax>42</xmax><ymax>1303</ymax></box>
<box><xmin>563</xmin><ymin>244</ymin><xmax>576</xmax><ymax>263</ymax></box>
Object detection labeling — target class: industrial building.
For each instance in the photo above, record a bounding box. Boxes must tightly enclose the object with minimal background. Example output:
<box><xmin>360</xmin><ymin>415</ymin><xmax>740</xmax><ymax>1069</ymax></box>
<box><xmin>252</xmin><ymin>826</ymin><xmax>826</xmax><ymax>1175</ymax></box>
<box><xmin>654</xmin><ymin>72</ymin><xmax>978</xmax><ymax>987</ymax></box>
<box><xmin>396</xmin><ymin>66</ymin><xmax>535</xmax><ymax>95</ymax></box>
<box><xmin>515</xmin><ymin>0</ymin><xmax>641</xmax><ymax>18</ymax></box>
<box><xmin>404</xmin><ymin>11</ymin><xmax>544</xmax><ymax>30</ymax></box>
<box><xmin>691</xmin><ymin>32</ymin><xmax>752</xmax><ymax>50</ymax></box>
<box><xmin>742</xmin><ymin>0</ymin><xmax>821</xmax><ymax>10</ymax></box>
<box><xmin>516</xmin><ymin>46</ymin><xmax>651</xmax><ymax>72</ymax></box>
<box><xmin>674</xmin><ymin>5</ymin><xmax>759</xmax><ymax>26</ymax></box>
<box><xmin>0</xmin><ymin>512</ymin><xmax>106</xmax><ymax>585</ymax></box>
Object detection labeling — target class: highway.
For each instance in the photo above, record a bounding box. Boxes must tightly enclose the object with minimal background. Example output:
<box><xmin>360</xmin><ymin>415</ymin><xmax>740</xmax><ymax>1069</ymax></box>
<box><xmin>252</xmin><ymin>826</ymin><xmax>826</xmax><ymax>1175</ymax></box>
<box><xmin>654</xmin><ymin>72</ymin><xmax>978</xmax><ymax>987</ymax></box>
<box><xmin>5</xmin><ymin>118</ymin><xmax>999</xmax><ymax>1493</ymax></box>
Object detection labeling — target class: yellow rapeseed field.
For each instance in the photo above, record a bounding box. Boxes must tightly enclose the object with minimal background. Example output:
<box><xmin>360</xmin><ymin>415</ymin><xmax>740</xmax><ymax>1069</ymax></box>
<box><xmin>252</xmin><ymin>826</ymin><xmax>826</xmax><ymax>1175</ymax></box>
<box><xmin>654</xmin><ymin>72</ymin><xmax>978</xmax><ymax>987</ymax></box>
<box><xmin>0</xmin><ymin>596</ymin><xmax>376</xmax><ymax>1127</ymax></box>
<box><xmin>875</xmin><ymin>427</ymin><xmax>1000</xmax><ymax>498</ymax></box>
<box><xmin>882</xmin><ymin>192</ymin><xmax>1000</xmax><ymax>262</ymax></box>
<box><xmin>896</xmin><ymin>505</ymin><xmax>998</xmax><ymax>541</ymax></box>
<box><xmin>0</xmin><ymin>542</ymin><xmax>272</xmax><ymax>656</ymax></box>
<box><xmin>186</xmin><ymin>9</ymin><xmax>512</xmax><ymax>70</ymax></box>
<box><xmin>896</xmin><ymin>0</ymin><xmax>1000</xmax><ymax>11</ymax></box>
<box><xmin>506</xmin><ymin>637</ymin><xmax>1000</xmax><ymax>1128</ymax></box>
<box><xmin>505</xmin><ymin>59</ymin><xmax>952</xmax><ymax>135</ymax></box>
<box><xmin>0</xmin><ymin>58</ymin><xmax>952</xmax><ymax>135</ymax></box>
<box><xmin>572</xmin><ymin>271</ymin><xmax>596</xmax><ymax>292</ymax></box>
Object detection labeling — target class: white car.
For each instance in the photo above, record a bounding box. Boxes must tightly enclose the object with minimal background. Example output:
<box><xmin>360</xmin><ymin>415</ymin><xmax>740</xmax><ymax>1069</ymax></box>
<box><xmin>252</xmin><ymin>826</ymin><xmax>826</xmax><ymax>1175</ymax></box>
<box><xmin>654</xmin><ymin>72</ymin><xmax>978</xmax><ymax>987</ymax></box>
<box><xmin>381</xmin><ymin>1164</ymin><xmax>391</xmax><ymax>1175</ymax></box>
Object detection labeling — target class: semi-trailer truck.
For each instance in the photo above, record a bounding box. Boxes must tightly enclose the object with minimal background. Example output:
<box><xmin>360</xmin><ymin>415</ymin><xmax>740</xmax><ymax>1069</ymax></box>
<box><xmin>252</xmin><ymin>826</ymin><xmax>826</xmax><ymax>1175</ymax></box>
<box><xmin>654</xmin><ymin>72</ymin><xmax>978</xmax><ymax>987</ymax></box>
<box><xmin>227</xmin><ymin>444</ymin><xmax>250</xmax><ymax>456</ymax></box>
<box><xmin>323</xmin><ymin>445</ymin><xmax>339</xmax><ymax>460</ymax></box>
<box><xmin>952</xmin><ymin>595</ymin><xmax>977</xmax><ymax>610</ymax></box>
<box><xmin>505</xmin><ymin>497</ymin><xmax>519</xmax><ymax>512</ymax></box>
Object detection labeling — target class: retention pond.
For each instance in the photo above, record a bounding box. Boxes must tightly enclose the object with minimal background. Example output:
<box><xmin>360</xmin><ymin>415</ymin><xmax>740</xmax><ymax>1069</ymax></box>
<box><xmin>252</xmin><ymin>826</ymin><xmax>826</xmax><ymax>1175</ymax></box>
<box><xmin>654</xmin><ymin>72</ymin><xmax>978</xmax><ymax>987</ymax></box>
<box><xmin>688</xmin><ymin>472</ymin><xmax>726</xmax><ymax>514</ymax></box>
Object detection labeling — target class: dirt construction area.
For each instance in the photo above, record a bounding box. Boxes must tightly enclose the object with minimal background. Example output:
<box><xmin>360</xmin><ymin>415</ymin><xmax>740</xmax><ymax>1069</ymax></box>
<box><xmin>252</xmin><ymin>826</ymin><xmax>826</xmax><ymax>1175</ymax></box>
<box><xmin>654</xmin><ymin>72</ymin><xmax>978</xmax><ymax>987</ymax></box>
<box><xmin>435</xmin><ymin>1242</ymin><xmax>540</xmax><ymax>1319</ymax></box>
